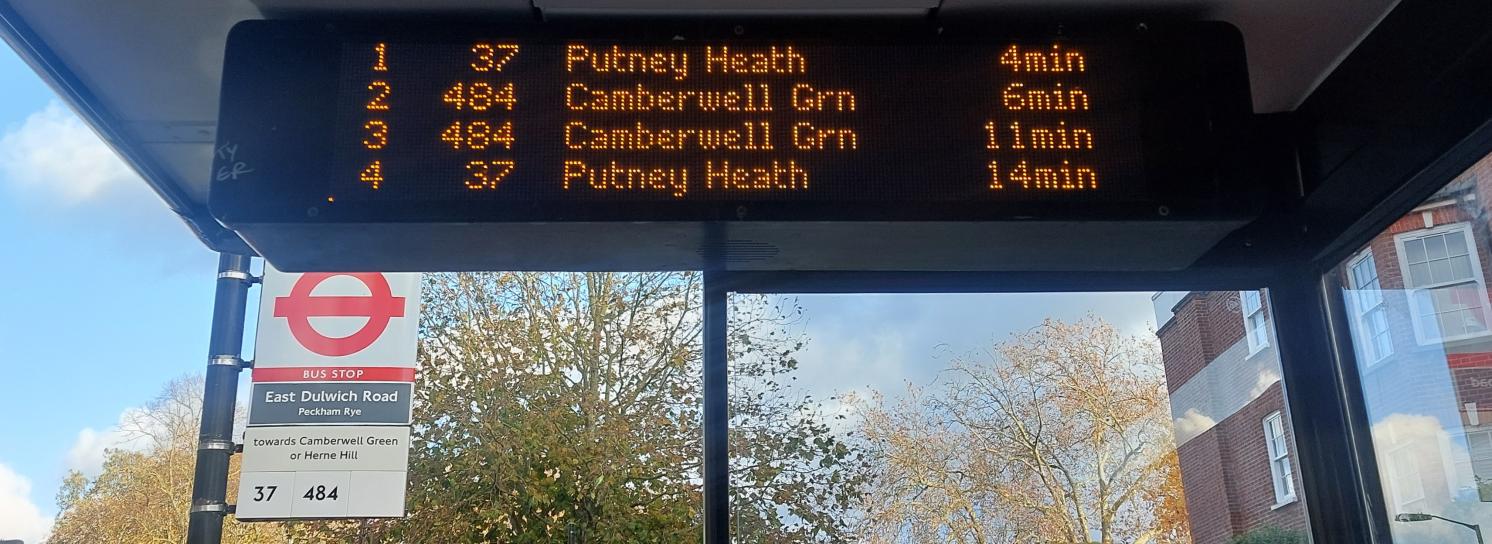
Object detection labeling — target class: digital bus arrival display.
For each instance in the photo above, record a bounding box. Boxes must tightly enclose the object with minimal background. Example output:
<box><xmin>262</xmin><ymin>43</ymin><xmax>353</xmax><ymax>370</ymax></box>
<box><xmin>335</xmin><ymin>40</ymin><xmax>1142</xmax><ymax>203</ymax></box>
<box><xmin>210</xmin><ymin>22</ymin><xmax>1252</xmax><ymax>230</ymax></box>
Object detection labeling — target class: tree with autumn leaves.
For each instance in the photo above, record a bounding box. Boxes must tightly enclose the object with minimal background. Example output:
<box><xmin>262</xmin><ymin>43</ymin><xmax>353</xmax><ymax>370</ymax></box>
<box><xmin>47</xmin><ymin>376</ymin><xmax>289</xmax><ymax>544</ymax></box>
<box><xmin>49</xmin><ymin>272</ymin><xmax>867</xmax><ymax>543</ymax></box>
<box><xmin>853</xmin><ymin>316</ymin><xmax>1190</xmax><ymax>544</ymax></box>
<box><xmin>47</xmin><ymin>275</ymin><xmax>1187</xmax><ymax>543</ymax></box>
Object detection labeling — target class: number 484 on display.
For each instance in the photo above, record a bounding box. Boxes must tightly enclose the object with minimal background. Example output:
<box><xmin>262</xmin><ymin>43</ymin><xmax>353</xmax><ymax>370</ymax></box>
<box><xmin>249</xmin><ymin>485</ymin><xmax>338</xmax><ymax>502</ymax></box>
<box><xmin>304</xmin><ymin>485</ymin><xmax>339</xmax><ymax>501</ymax></box>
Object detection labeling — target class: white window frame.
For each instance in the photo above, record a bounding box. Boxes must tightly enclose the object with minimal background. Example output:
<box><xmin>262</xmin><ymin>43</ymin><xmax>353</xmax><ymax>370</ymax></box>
<box><xmin>1467</xmin><ymin>428</ymin><xmax>1492</xmax><ymax>501</ymax></box>
<box><xmin>1381</xmin><ymin>433</ymin><xmax>1427</xmax><ymax>513</ymax></box>
<box><xmin>1346</xmin><ymin>249</ymin><xmax>1394</xmax><ymax>365</ymax></box>
<box><xmin>1385</xmin><ymin>447</ymin><xmax>1427</xmax><ymax>512</ymax></box>
<box><xmin>1393</xmin><ymin>222</ymin><xmax>1492</xmax><ymax>345</ymax></box>
<box><xmin>1240</xmin><ymin>290</ymin><xmax>1269</xmax><ymax>356</ymax></box>
<box><xmin>1264</xmin><ymin>411</ymin><xmax>1297</xmax><ymax>506</ymax></box>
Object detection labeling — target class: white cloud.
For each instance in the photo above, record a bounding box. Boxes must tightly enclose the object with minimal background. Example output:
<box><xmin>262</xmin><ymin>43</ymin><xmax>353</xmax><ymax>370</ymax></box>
<box><xmin>64</xmin><ymin>428</ymin><xmax>122</xmax><ymax>477</ymax></box>
<box><xmin>1172</xmin><ymin>408</ymin><xmax>1217</xmax><ymax>445</ymax></box>
<box><xmin>805</xmin><ymin>330</ymin><xmax>909</xmax><ymax>387</ymax></box>
<box><xmin>1249</xmin><ymin>367</ymin><xmax>1282</xmax><ymax>399</ymax></box>
<box><xmin>790</xmin><ymin>292</ymin><xmax>1159</xmax><ymax>403</ymax></box>
<box><xmin>0</xmin><ymin>462</ymin><xmax>52</xmax><ymax>544</ymax></box>
<box><xmin>0</xmin><ymin>100</ymin><xmax>215</xmax><ymax>276</ymax></box>
<box><xmin>0</xmin><ymin>100</ymin><xmax>138</xmax><ymax>202</ymax></box>
<box><xmin>64</xmin><ymin>408</ymin><xmax>152</xmax><ymax>477</ymax></box>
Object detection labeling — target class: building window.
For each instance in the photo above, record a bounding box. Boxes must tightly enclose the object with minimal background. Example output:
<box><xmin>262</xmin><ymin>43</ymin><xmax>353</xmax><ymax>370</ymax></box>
<box><xmin>1394</xmin><ymin>223</ymin><xmax>1492</xmax><ymax>344</ymax></box>
<box><xmin>1264</xmin><ymin>411</ymin><xmax>1297</xmax><ymax>506</ymax></box>
<box><xmin>1347</xmin><ymin>250</ymin><xmax>1394</xmax><ymax>363</ymax></box>
<box><xmin>1383</xmin><ymin>442</ymin><xmax>1427</xmax><ymax>513</ymax></box>
<box><xmin>1468</xmin><ymin>430</ymin><xmax>1492</xmax><ymax>502</ymax></box>
<box><xmin>1241</xmin><ymin>290</ymin><xmax>1269</xmax><ymax>355</ymax></box>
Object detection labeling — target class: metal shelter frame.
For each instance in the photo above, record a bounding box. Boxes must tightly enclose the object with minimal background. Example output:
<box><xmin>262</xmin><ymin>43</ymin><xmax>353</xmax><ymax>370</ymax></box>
<box><xmin>0</xmin><ymin>0</ymin><xmax>1486</xmax><ymax>542</ymax></box>
<box><xmin>706</xmin><ymin>268</ymin><xmax>1385</xmax><ymax>543</ymax></box>
<box><xmin>185</xmin><ymin>0</ymin><xmax>1492</xmax><ymax>540</ymax></box>
<box><xmin>184</xmin><ymin>264</ymin><xmax>1384</xmax><ymax>543</ymax></box>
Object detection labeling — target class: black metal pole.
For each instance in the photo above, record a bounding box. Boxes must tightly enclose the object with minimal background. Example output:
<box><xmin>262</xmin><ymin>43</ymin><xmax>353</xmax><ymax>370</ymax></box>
<box><xmin>187</xmin><ymin>254</ymin><xmax>253</xmax><ymax>544</ymax></box>
<box><xmin>702</xmin><ymin>270</ymin><xmax>729</xmax><ymax>544</ymax></box>
<box><xmin>1428</xmin><ymin>515</ymin><xmax>1484</xmax><ymax>544</ymax></box>
<box><xmin>1268</xmin><ymin>271</ymin><xmax>1385</xmax><ymax>543</ymax></box>
<box><xmin>1320</xmin><ymin>271</ymin><xmax>1395</xmax><ymax>542</ymax></box>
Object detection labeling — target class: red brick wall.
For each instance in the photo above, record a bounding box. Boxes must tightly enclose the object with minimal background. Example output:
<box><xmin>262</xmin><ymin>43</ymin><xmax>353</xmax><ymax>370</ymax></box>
<box><xmin>1176</xmin><ymin>430</ymin><xmax>1235</xmax><ymax>542</ymax></box>
<box><xmin>1171</xmin><ymin>383</ymin><xmax>1306</xmax><ymax>544</ymax></box>
<box><xmin>1160</xmin><ymin>290</ymin><xmax>1302</xmax><ymax>544</ymax></box>
<box><xmin>1223</xmin><ymin>383</ymin><xmax>1308</xmax><ymax>535</ymax></box>
<box><xmin>1159</xmin><ymin>292</ymin><xmax>1252</xmax><ymax>394</ymax></box>
<box><xmin>1450</xmin><ymin>354</ymin><xmax>1492</xmax><ymax>422</ymax></box>
<box><xmin>1204</xmin><ymin>291</ymin><xmax>1250</xmax><ymax>359</ymax></box>
<box><xmin>1159</xmin><ymin>294</ymin><xmax>1209</xmax><ymax>394</ymax></box>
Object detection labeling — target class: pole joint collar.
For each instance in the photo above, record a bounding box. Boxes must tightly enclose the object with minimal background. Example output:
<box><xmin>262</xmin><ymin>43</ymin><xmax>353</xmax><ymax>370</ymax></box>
<box><xmin>217</xmin><ymin>270</ymin><xmax>258</xmax><ymax>284</ymax></box>
<box><xmin>208</xmin><ymin>355</ymin><xmax>249</xmax><ymax>370</ymax></box>
<box><xmin>190</xmin><ymin>502</ymin><xmax>229</xmax><ymax>515</ymax></box>
<box><xmin>198</xmin><ymin>439</ymin><xmax>236</xmax><ymax>453</ymax></box>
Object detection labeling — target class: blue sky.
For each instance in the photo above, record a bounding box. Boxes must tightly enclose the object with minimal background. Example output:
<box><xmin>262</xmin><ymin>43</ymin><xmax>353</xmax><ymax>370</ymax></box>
<box><xmin>0</xmin><ymin>41</ymin><xmax>1163</xmax><ymax>542</ymax></box>
<box><xmin>0</xmin><ymin>45</ymin><xmax>221</xmax><ymax>541</ymax></box>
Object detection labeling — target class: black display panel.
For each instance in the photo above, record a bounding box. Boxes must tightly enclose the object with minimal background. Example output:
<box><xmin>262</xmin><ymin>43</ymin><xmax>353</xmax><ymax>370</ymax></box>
<box><xmin>208</xmin><ymin>20</ymin><xmax>1263</xmax><ymax>271</ymax></box>
<box><xmin>210</xmin><ymin>20</ymin><xmax>1253</xmax><ymax>226</ymax></box>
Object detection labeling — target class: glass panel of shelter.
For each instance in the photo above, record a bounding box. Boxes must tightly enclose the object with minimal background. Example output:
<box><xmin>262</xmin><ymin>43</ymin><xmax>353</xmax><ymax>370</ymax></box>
<box><xmin>249</xmin><ymin>274</ymin><xmax>1316</xmax><ymax>543</ymax></box>
<box><xmin>1333</xmin><ymin>150</ymin><xmax>1492</xmax><ymax>544</ymax></box>
<box><xmin>724</xmin><ymin>290</ymin><xmax>1311</xmax><ymax>543</ymax></box>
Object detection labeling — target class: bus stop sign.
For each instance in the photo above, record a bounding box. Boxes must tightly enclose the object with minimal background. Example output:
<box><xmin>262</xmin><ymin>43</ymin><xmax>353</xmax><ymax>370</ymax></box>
<box><xmin>236</xmin><ymin>266</ymin><xmax>422</xmax><ymax>520</ymax></box>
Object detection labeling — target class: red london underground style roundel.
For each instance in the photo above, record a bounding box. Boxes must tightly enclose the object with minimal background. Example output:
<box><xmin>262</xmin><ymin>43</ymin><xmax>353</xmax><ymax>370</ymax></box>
<box><xmin>272</xmin><ymin>272</ymin><xmax>406</xmax><ymax>357</ymax></box>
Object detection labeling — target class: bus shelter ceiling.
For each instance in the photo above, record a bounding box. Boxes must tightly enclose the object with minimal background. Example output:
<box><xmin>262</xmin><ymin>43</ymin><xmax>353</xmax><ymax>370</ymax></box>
<box><xmin>0</xmin><ymin>0</ymin><xmax>1396</xmax><ymax>255</ymax></box>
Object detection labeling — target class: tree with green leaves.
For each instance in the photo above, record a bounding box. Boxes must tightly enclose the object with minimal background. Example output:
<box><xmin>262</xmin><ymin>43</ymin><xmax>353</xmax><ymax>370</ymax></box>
<box><xmin>371</xmin><ymin>272</ymin><xmax>867</xmax><ymax>542</ymax></box>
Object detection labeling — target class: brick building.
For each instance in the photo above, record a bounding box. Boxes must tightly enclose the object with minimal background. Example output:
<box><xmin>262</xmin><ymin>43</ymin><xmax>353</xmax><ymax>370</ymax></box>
<box><xmin>1152</xmin><ymin>290</ymin><xmax>1307</xmax><ymax>543</ymax></box>
<box><xmin>1154</xmin><ymin>151</ymin><xmax>1492</xmax><ymax>543</ymax></box>
<box><xmin>1341</xmin><ymin>153</ymin><xmax>1492</xmax><ymax>526</ymax></box>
